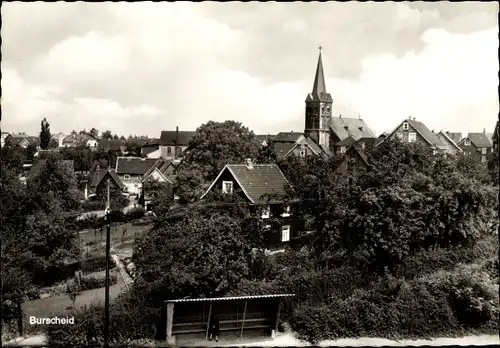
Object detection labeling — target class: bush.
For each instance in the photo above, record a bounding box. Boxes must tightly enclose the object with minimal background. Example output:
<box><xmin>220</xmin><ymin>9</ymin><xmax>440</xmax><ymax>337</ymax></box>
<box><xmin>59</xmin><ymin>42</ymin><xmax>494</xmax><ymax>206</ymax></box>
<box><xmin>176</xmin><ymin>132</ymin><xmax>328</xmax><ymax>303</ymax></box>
<box><xmin>79</xmin><ymin>271</ymin><xmax>118</xmax><ymax>291</ymax></box>
<box><xmin>81</xmin><ymin>255</ymin><xmax>114</xmax><ymax>274</ymax></box>
<box><xmin>81</xmin><ymin>200</ymin><xmax>105</xmax><ymax>212</ymax></box>
<box><xmin>126</xmin><ymin>207</ymin><xmax>145</xmax><ymax>221</ymax></box>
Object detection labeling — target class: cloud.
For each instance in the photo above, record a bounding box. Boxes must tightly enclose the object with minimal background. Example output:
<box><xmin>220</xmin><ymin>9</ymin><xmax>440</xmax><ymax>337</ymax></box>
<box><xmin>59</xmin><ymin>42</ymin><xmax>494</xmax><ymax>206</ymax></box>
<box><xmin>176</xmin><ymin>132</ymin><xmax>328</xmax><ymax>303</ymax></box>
<box><xmin>1</xmin><ymin>2</ymin><xmax>498</xmax><ymax>138</ymax></box>
<box><xmin>327</xmin><ymin>28</ymin><xmax>499</xmax><ymax>135</ymax></box>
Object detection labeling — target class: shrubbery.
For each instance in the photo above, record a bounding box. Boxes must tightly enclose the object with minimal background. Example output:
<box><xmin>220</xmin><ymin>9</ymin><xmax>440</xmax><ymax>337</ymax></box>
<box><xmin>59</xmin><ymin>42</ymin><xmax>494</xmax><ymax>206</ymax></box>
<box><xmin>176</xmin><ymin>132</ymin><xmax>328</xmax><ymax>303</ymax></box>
<box><xmin>79</xmin><ymin>271</ymin><xmax>118</xmax><ymax>291</ymax></box>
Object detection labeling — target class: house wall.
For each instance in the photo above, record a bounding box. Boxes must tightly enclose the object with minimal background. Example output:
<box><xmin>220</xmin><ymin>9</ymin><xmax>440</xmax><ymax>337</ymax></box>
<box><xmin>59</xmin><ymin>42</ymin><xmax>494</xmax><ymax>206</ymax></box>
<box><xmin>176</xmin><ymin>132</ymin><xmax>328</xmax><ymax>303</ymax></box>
<box><xmin>160</xmin><ymin>145</ymin><xmax>188</xmax><ymax>160</ymax></box>
<box><xmin>210</xmin><ymin>168</ymin><xmax>246</xmax><ymax>200</ymax></box>
<box><xmin>388</xmin><ymin>122</ymin><xmax>431</xmax><ymax>148</ymax></box>
<box><xmin>459</xmin><ymin>142</ymin><xmax>492</xmax><ymax>163</ymax></box>
<box><xmin>285</xmin><ymin>145</ymin><xmax>316</xmax><ymax>159</ymax></box>
<box><xmin>436</xmin><ymin>134</ymin><xmax>461</xmax><ymax>156</ymax></box>
<box><xmin>118</xmin><ymin>174</ymin><xmax>143</xmax><ymax>195</ymax></box>
<box><xmin>94</xmin><ymin>173</ymin><xmax>122</xmax><ymax>199</ymax></box>
<box><xmin>149</xmin><ymin>169</ymin><xmax>169</xmax><ymax>182</ymax></box>
<box><xmin>260</xmin><ymin>203</ymin><xmax>297</xmax><ymax>251</ymax></box>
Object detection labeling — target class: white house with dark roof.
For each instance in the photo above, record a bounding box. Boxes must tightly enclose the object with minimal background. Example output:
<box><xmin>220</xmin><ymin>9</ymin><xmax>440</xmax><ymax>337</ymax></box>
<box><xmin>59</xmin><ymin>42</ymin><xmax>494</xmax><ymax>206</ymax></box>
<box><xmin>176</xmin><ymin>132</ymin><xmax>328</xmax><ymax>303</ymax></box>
<box><xmin>159</xmin><ymin>126</ymin><xmax>195</xmax><ymax>160</ymax></box>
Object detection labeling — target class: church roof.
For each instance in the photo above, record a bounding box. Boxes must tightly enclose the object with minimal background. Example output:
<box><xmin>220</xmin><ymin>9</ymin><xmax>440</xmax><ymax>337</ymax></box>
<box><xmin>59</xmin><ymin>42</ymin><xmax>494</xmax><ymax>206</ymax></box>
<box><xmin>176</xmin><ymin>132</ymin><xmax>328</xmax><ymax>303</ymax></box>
<box><xmin>273</xmin><ymin>132</ymin><xmax>304</xmax><ymax>143</ymax></box>
<box><xmin>273</xmin><ymin>142</ymin><xmax>297</xmax><ymax>159</ymax></box>
<box><xmin>329</xmin><ymin>117</ymin><xmax>376</xmax><ymax>141</ymax></box>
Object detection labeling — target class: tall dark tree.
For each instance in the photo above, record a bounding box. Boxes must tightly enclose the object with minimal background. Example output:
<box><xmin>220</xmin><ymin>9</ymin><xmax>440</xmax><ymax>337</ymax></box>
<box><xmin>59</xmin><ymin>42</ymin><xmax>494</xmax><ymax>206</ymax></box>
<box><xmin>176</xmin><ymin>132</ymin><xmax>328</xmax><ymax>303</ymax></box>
<box><xmin>39</xmin><ymin>118</ymin><xmax>51</xmax><ymax>150</ymax></box>
<box><xmin>89</xmin><ymin>128</ymin><xmax>99</xmax><ymax>138</ymax></box>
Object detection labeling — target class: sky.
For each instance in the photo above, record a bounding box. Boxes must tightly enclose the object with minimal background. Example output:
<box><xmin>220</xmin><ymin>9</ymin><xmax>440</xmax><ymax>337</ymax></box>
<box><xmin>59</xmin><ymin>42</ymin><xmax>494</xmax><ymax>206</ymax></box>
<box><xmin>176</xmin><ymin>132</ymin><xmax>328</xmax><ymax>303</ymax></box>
<box><xmin>2</xmin><ymin>2</ymin><xmax>499</xmax><ymax>138</ymax></box>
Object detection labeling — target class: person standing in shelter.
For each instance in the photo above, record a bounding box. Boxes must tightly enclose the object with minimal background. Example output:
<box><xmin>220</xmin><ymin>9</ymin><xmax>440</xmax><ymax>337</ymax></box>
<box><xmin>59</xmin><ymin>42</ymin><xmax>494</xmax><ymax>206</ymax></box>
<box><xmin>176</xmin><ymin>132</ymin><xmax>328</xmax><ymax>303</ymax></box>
<box><xmin>209</xmin><ymin>315</ymin><xmax>220</xmax><ymax>342</ymax></box>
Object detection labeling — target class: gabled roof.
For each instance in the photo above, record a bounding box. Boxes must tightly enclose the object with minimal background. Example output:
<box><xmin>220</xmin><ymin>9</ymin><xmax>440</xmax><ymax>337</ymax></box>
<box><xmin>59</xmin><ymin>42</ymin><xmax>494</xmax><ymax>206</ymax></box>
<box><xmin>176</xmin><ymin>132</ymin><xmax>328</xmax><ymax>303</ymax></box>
<box><xmin>201</xmin><ymin>163</ymin><xmax>292</xmax><ymax>204</ymax></box>
<box><xmin>142</xmin><ymin>166</ymin><xmax>172</xmax><ymax>184</ymax></box>
<box><xmin>29</xmin><ymin>159</ymin><xmax>74</xmax><ymax>177</ymax></box>
<box><xmin>302</xmin><ymin>137</ymin><xmax>323</xmax><ymax>155</ymax></box>
<box><xmin>335</xmin><ymin>136</ymin><xmax>357</xmax><ymax>147</ymax></box>
<box><xmin>347</xmin><ymin>146</ymin><xmax>369</xmax><ymax>166</ymax></box>
<box><xmin>115</xmin><ymin>157</ymin><xmax>158</xmax><ymax>175</ymax></box>
<box><xmin>379</xmin><ymin>118</ymin><xmax>446</xmax><ymax>149</ymax></box>
<box><xmin>273</xmin><ymin>142</ymin><xmax>297</xmax><ymax>159</ymax></box>
<box><xmin>129</xmin><ymin>138</ymin><xmax>160</xmax><ymax>147</ymax></box>
<box><xmin>90</xmin><ymin>169</ymin><xmax>125</xmax><ymax>190</ymax></box>
<box><xmin>329</xmin><ymin>117</ymin><xmax>376</xmax><ymax>141</ymax></box>
<box><xmin>256</xmin><ymin>134</ymin><xmax>275</xmax><ymax>143</ymax></box>
<box><xmin>354</xmin><ymin>137</ymin><xmax>380</xmax><ymax>150</ymax></box>
<box><xmin>160</xmin><ymin>131</ymin><xmax>195</xmax><ymax>146</ymax></box>
<box><xmin>272</xmin><ymin>132</ymin><xmax>304</xmax><ymax>143</ymax></box>
<box><xmin>460</xmin><ymin>133</ymin><xmax>493</xmax><ymax>148</ymax></box>
<box><xmin>98</xmin><ymin>138</ymin><xmax>126</xmax><ymax>151</ymax></box>
<box><xmin>142</xmin><ymin>159</ymin><xmax>173</xmax><ymax>183</ymax></box>
<box><xmin>436</xmin><ymin>131</ymin><xmax>463</xmax><ymax>152</ymax></box>
<box><xmin>444</xmin><ymin>132</ymin><xmax>462</xmax><ymax>144</ymax></box>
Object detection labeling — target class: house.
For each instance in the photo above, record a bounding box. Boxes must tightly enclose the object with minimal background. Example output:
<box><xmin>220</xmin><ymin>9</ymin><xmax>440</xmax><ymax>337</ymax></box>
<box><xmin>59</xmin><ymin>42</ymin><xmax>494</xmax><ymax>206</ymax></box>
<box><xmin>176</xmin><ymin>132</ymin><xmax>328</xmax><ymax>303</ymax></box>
<box><xmin>139</xmin><ymin>139</ymin><xmax>161</xmax><ymax>157</ymax></box>
<box><xmin>256</xmin><ymin>134</ymin><xmax>275</xmax><ymax>147</ymax></box>
<box><xmin>201</xmin><ymin>160</ymin><xmax>295</xmax><ymax>251</ymax></box>
<box><xmin>160</xmin><ymin>127</ymin><xmax>195</xmax><ymax>160</ymax></box>
<box><xmin>115</xmin><ymin>157</ymin><xmax>158</xmax><ymax>195</ymax></box>
<box><xmin>51</xmin><ymin>133</ymin><xmax>66</xmax><ymax>148</ymax></box>
<box><xmin>353</xmin><ymin>137</ymin><xmax>383</xmax><ymax>153</ymax></box>
<box><xmin>377</xmin><ymin>117</ymin><xmax>447</xmax><ymax>154</ymax></box>
<box><xmin>4</xmin><ymin>133</ymin><xmax>40</xmax><ymax>149</ymax></box>
<box><xmin>139</xmin><ymin>159</ymin><xmax>174</xmax><ymax>210</ymax></box>
<box><xmin>271</xmin><ymin>132</ymin><xmax>326</xmax><ymax>159</ymax></box>
<box><xmin>444</xmin><ymin>132</ymin><xmax>462</xmax><ymax>144</ymax></box>
<box><xmin>435</xmin><ymin>131</ymin><xmax>463</xmax><ymax>156</ymax></box>
<box><xmin>1</xmin><ymin>132</ymin><xmax>10</xmax><ymax>147</ymax></box>
<box><xmin>493</xmin><ymin>121</ymin><xmax>499</xmax><ymax>153</ymax></box>
<box><xmin>335</xmin><ymin>145</ymin><xmax>369</xmax><ymax>174</ymax></box>
<box><xmin>458</xmin><ymin>131</ymin><xmax>494</xmax><ymax>163</ymax></box>
<box><xmin>89</xmin><ymin>167</ymin><xmax>125</xmax><ymax>200</ymax></box>
<box><xmin>62</xmin><ymin>134</ymin><xmax>98</xmax><ymax>149</ymax></box>
<box><xmin>98</xmin><ymin>138</ymin><xmax>126</xmax><ymax>153</ymax></box>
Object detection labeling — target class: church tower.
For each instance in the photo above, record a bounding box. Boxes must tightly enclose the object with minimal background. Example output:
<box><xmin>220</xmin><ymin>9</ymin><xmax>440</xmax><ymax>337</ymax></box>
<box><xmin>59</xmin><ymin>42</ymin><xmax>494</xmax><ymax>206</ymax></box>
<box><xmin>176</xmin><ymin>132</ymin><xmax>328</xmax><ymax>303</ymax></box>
<box><xmin>304</xmin><ymin>46</ymin><xmax>333</xmax><ymax>149</ymax></box>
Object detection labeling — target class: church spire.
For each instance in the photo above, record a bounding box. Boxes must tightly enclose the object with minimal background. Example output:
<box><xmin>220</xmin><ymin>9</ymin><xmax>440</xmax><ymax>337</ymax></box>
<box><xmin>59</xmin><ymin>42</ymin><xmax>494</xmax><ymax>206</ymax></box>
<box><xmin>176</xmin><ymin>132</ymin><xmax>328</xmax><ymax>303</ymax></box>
<box><xmin>312</xmin><ymin>45</ymin><xmax>327</xmax><ymax>96</ymax></box>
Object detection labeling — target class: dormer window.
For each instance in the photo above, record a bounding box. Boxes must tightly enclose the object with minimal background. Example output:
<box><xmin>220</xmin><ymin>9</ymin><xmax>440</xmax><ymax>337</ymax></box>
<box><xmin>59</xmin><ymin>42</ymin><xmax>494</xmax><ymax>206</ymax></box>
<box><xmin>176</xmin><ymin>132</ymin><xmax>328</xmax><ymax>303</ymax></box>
<box><xmin>464</xmin><ymin>139</ymin><xmax>471</xmax><ymax>146</ymax></box>
<box><xmin>123</xmin><ymin>174</ymin><xmax>130</xmax><ymax>180</ymax></box>
<box><xmin>222</xmin><ymin>181</ymin><xmax>233</xmax><ymax>194</ymax></box>
<box><xmin>282</xmin><ymin>205</ymin><xmax>291</xmax><ymax>217</ymax></box>
<box><xmin>261</xmin><ymin>205</ymin><xmax>270</xmax><ymax>219</ymax></box>
<box><xmin>402</xmin><ymin>122</ymin><xmax>409</xmax><ymax>131</ymax></box>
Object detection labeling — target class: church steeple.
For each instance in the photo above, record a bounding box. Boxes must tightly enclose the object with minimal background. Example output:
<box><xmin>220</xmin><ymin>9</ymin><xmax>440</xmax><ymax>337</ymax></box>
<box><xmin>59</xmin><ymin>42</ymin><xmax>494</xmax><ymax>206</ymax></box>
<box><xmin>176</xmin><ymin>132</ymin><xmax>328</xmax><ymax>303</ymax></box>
<box><xmin>304</xmin><ymin>46</ymin><xmax>333</xmax><ymax>149</ymax></box>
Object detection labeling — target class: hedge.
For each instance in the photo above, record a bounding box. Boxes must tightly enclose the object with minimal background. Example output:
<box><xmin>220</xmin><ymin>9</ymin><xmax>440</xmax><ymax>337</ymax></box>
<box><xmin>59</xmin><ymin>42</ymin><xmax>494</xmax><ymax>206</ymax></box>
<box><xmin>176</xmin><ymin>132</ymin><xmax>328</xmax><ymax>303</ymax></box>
<box><xmin>81</xmin><ymin>255</ymin><xmax>114</xmax><ymax>274</ymax></box>
<box><xmin>79</xmin><ymin>271</ymin><xmax>118</xmax><ymax>291</ymax></box>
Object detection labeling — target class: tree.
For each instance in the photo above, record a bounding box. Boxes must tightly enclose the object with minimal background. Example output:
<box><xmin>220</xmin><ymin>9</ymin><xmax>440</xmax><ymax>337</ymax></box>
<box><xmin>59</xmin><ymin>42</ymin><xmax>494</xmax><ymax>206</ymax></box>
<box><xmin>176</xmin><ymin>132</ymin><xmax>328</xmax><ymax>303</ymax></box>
<box><xmin>101</xmin><ymin>130</ymin><xmax>113</xmax><ymax>140</ymax></box>
<box><xmin>39</xmin><ymin>118</ymin><xmax>51</xmax><ymax>150</ymax></box>
<box><xmin>1</xmin><ymin>144</ymin><xmax>26</xmax><ymax>174</ymax></box>
<box><xmin>175</xmin><ymin>121</ymin><xmax>261</xmax><ymax>202</ymax></box>
<box><xmin>255</xmin><ymin>142</ymin><xmax>278</xmax><ymax>164</ymax></box>
<box><xmin>89</xmin><ymin>128</ymin><xmax>99</xmax><ymax>139</ymax></box>
<box><xmin>113</xmin><ymin>135</ymin><xmax>119</xmax><ymax>140</ymax></box>
<box><xmin>79</xmin><ymin>129</ymin><xmax>87</xmax><ymax>135</ymax></box>
<box><xmin>142</xmin><ymin>178</ymin><xmax>173</xmax><ymax>216</ymax></box>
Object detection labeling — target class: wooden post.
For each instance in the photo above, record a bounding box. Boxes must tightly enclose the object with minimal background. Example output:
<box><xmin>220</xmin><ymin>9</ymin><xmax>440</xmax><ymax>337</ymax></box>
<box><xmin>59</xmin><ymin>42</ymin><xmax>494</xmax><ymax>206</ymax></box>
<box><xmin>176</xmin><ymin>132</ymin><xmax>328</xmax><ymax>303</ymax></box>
<box><xmin>275</xmin><ymin>300</ymin><xmax>282</xmax><ymax>332</ymax></box>
<box><xmin>205</xmin><ymin>301</ymin><xmax>212</xmax><ymax>340</ymax></box>
<box><xmin>166</xmin><ymin>302</ymin><xmax>175</xmax><ymax>344</ymax></box>
<box><xmin>240</xmin><ymin>300</ymin><xmax>248</xmax><ymax>338</ymax></box>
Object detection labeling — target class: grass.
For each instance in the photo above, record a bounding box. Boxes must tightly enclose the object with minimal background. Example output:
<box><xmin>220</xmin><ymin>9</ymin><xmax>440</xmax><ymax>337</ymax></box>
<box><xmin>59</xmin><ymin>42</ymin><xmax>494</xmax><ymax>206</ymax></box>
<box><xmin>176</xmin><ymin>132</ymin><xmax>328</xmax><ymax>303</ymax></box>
<box><xmin>22</xmin><ymin>274</ymin><xmax>126</xmax><ymax>335</ymax></box>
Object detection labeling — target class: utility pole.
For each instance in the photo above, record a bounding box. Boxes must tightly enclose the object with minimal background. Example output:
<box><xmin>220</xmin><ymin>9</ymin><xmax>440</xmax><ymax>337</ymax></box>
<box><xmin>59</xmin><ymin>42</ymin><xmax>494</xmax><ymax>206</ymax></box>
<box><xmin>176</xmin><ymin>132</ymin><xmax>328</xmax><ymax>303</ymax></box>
<box><xmin>104</xmin><ymin>179</ymin><xmax>111</xmax><ymax>347</ymax></box>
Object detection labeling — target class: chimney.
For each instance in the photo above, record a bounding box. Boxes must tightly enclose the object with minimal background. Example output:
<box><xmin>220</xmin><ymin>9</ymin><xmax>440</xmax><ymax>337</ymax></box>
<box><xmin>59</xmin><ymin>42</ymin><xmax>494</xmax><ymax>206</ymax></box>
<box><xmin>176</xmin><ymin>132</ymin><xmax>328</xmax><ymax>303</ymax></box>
<box><xmin>359</xmin><ymin>126</ymin><xmax>363</xmax><ymax>131</ymax></box>
<box><xmin>245</xmin><ymin>158</ymin><xmax>253</xmax><ymax>169</ymax></box>
<box><xmin>483</xmin><ymin>128</ymin><xmax>486</xmax><ymax>134</ymax></box>
<box><xmin>344</xmin><ymin>126</ymin><xmax>349</xmax><ymax>130</ymax></box>
<box><xmin>339</xmin><ymin>114</ymin><xmax>342</xmax><ymax>119</ymax></box>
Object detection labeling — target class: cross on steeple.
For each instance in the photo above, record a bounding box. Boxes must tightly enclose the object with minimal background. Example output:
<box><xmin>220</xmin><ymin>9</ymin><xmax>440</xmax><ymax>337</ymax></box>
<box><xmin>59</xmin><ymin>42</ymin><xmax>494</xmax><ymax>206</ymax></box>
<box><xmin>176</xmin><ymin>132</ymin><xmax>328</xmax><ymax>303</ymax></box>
<box><xmin>318</xmin><ymin>45</ymin><xmax>323</xmax><ymax>53</ymax></box>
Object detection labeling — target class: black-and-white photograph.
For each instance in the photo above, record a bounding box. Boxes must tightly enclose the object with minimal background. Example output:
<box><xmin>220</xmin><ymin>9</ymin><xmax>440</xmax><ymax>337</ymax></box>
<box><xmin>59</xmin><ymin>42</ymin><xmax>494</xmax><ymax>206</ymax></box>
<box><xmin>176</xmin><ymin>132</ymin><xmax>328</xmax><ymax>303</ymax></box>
<box><xmin>1</xmin><ymin>1</ymin><xmax>499</xmax><ymax>347</ymax></box>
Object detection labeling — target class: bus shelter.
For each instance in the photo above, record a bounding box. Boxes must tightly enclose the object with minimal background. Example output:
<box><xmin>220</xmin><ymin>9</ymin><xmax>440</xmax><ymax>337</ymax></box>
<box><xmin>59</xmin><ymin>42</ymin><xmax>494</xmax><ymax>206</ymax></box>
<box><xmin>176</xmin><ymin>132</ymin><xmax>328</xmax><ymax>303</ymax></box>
<box><xmin>165</xmin><ymin>294</ymin><xmax>295</xmax><ymax>345</ymax></box>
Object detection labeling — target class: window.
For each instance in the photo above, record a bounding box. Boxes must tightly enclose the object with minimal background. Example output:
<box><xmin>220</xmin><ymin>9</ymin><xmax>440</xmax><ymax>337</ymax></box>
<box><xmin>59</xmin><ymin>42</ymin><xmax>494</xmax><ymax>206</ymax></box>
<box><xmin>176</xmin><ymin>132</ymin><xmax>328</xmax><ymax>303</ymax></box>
<box><xmin>481</xmin><ymin>148</ymin><xmax>487</xmax><ymax>154</ymax></box>
<box><xmin>340</xmin><ymin>146</ymin><xmax>346</xmax><ymax>154</ymax></box>
<box><xmin>167</xmin><ymin>147</ymin><xmax>172</xmax><ymax>155</ymax></box>
<box><xmin>281</xmin><ymin>225</ymin><xmax>290</xmax><ymax>242</ymax></box>
<box><xmin>222</xmin><ymin>181</ymin><xmax>233</xmax><ymax>194</ymax></box>
<box><xmin>481</xmin><ymin>156</ymin><xmax>487</xmax><ymax>163</ymax></box>
<box><xmin>359</xmin><ymin>142</ymin><xmax>365</xmax><ymax>150</ymax></box>
<box><xmin>464</xmin><ymin>139</ymin><xmax>471</xmax><ymax>146</ymax></box>
<box><xmin>261</xmin><ymin>205</ymin><xmax>270</xmax><ymax>219</ymax></box>
<box><xmin>326</xmin><ymin>105</ymin><xmax>331</xmax><ymax>115</ymax></box>
<box><xmin>402</xmin><ymin>122</ymin><xmax>409</xmax><ymax>130</ymax></box>
<box><xmin>123</xmin><ymin>174</ymin><xmax>130</xmax><ymax>180</ymax></box>
<box><xmin>408</xmin><ymin>133</ymin><xmax>417</xmax><ymax>143</ymax></box>
<box><xmin>282</xmin><ymin>205</ymin><xmax>291</xmax><ymax>217</ymax></box>
<box><xmin>299</xmin><ymin>150</ymin><xmax>306</xmax><ymax>157</ymax></box>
